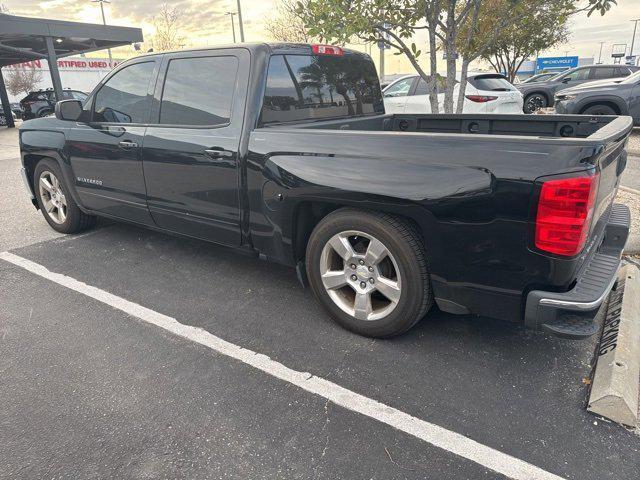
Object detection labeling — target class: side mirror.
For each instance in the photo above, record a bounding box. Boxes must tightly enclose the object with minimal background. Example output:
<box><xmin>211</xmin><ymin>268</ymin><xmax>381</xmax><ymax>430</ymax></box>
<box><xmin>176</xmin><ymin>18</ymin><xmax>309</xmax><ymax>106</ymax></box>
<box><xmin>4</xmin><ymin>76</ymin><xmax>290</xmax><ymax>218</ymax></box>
<box><xmin>55</xmin><ymin>99</ymin><xmax>83</xmax><ymax>121</ymax></box>
<box><xmin>561</xmin><ymin>77</ymin><xmax>571</xmax><ymax>84</ymax></box>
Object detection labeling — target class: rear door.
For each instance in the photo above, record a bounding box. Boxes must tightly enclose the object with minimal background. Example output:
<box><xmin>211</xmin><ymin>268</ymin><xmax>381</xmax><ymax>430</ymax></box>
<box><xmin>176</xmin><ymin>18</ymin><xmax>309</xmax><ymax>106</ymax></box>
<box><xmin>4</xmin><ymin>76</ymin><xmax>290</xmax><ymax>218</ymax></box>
<box><xmin>141</xmin><ymin>48</ymin><xmax>250</xmax><ymax>245</ymax></box>
<box><xmin>404</xmin><ymin>76</ymin><xmax>439</xmax><ymax>113</ymax></box>
<box><xmin>67</xmin><ymin>59</ymin><xmax>159</xmax><ymax>225</ymax></box>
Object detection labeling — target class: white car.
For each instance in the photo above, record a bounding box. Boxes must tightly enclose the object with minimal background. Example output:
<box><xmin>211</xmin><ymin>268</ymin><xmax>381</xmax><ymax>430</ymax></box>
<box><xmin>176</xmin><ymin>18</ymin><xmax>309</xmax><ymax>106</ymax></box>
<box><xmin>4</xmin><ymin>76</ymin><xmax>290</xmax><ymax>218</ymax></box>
<box><xmin>383</xmin><ymin>72</ymin><xmax>524</xmax><ymax>114</ymax></box>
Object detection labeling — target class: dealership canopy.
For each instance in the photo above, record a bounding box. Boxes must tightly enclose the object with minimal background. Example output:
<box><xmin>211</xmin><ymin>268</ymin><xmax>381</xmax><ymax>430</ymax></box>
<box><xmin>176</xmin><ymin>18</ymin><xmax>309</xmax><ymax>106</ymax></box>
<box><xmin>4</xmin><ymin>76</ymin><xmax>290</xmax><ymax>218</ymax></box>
<box><xmin>0</xmin><ymin>14</ymin><xmax>143</xmax><ymax>128</ymax></box>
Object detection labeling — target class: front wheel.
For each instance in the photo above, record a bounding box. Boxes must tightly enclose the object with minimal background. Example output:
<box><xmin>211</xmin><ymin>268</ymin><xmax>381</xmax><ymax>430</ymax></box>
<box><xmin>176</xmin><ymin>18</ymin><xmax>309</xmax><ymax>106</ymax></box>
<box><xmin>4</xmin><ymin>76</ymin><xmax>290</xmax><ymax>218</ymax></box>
<box><xmin>306</xmin><ymin>209</ymin><xmax>433</xmax><ymax>338</ymax></box>
<box><xmin>581</xmin><ymin>104</ymin><xmax>616</xmax><ymax>116</ymax></box>
<box><xmin>34</xmin><ymin>158</ymin><xmax>96</xmax><ymax>234</ymax></box>
<box><xmin>523</xmin><ymin>93</ymin><xmax>547</xmax><ymax>114</ymax></box>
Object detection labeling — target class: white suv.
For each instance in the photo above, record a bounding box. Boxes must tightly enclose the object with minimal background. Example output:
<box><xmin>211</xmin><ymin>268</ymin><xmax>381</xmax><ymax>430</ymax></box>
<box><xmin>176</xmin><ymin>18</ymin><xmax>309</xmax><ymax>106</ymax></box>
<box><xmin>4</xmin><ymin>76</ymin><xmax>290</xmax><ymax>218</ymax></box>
<box><xmin>383</xmin><ymin>72</ymin><xmax>524</xmax><ymax>114</ymax></box>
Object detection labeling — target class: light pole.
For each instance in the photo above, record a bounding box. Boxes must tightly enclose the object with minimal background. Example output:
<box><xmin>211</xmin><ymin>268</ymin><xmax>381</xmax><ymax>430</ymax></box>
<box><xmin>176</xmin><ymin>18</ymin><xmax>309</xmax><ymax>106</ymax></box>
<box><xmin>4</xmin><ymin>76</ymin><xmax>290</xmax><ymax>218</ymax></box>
<box><xmin>236</xmin><ymin>0</ymin><xmax>245</xmax><ymax>42</ymax></box>
<box><xmin>630</xmin><ymin>19</ymin><xmax>640</xmax><ymax>59</ymax></box>
<box><xmin>92</xmin><ymin>0</ymin><xmax>113</xmax><ymax>68</ymax></box>
<box><xmin>226</xmin><ymin>12</ymin><xmax>237</xmax><ymax>43</ymax></box>
<box><xmin>598</xmin><ymin>42</ymin><xmax>605</xmax><ymax>64</ymax></box>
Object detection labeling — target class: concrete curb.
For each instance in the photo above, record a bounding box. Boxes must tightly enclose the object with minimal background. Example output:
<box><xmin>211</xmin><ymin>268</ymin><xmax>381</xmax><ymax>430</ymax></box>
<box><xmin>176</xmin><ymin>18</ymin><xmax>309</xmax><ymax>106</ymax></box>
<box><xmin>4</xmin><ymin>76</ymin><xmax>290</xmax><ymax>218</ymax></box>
<box><xmin>588</xmin><ymin>264</ymin><xmax>640</xmax><ymax>427</ymax></box>
<box><xmin>619</xmin><ymin>185</ymin><xmax>640</xmax><ymax>196</ymax></box>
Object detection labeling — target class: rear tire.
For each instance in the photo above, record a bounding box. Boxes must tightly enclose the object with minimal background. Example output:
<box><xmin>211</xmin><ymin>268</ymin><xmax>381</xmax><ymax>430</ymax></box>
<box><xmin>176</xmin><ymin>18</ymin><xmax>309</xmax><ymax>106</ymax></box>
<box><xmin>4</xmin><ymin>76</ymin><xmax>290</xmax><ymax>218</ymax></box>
<box><xmin>33</xmin><ymin>158</ymin><xmax>96</xmax><ymax>234</ymax></box>
<box><xmin>306</xmin><ymin>208</ymin><xmax>433</xmax><ymax>338</ymax></box>
<box><xmin>581</xmin><ymin>104</ymin><xmax>616</xmax><ymax>116</ymax></box>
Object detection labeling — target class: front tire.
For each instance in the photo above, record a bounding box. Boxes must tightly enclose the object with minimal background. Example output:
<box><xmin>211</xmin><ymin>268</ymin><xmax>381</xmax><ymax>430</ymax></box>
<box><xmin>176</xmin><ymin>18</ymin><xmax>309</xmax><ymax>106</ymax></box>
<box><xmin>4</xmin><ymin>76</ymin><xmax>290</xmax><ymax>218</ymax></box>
<box><xmin>33</xmin><ymin>158</ymin><xmax>96</xmax><ymax>234</ymax></box>
<box><xmin>523</xmin><ymin>93</ymin><xmax>547</xmax><ymax>113</ymax></box>
<box><xmin>306</xmin><ymin>209</ymin><xmax>433</xmax><ymax>338</ymax></box>
<box><xmin>581</xmin><ymin>104</ymin><xmax>616</xmax><ymax>116</ymax></box>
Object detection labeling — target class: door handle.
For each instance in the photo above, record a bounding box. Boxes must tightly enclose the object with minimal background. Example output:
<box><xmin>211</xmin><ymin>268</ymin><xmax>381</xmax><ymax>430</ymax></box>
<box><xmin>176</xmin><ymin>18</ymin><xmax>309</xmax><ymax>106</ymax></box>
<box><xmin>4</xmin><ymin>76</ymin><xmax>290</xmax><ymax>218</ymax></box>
<box><xmin>204</xmin><ymin>149</ymin><xmax>234</xmax><ymax>159</ymax></box>
<box><xmin>118</xmin><ymin>140</ymin><xmax>139</xmax><ymax>149</ymax></box>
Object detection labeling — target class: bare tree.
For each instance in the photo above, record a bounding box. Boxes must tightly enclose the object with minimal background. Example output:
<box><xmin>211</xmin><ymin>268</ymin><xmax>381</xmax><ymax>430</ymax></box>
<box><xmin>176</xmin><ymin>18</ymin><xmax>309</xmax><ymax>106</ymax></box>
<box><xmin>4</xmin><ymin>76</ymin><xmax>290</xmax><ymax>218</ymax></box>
<box><xmin>5</xmin><ymin>66</ymin><xmax>43</xmax><ymax>97</ymax></box>
<box><xmin>150</xmin><ymin>3</ymin><xmax>185</xmax><ymax>52</ymax></box>
<box><xmin>265</xmin><ymin>0</ymin><xmax>320</xmax><ymax>43</ymax></box>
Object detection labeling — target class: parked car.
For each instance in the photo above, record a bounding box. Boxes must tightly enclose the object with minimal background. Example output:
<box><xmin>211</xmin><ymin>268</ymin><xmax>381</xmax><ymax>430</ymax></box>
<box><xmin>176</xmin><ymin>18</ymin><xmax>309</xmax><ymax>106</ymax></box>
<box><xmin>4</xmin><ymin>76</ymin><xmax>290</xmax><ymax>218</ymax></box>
<box><xmin>0</xmin><ymin>108</ymin><xmax>17</xmax><ymax>126</ymax></box>
<box><xmin>555</xmin><ymin>70</ymin><xmax>640</xmax><ymax>125</ymax></box>
<box><xmin>517</xmin><ymin>64</ymin><xmax>639</xmax><ymax>113</ymax></box>
<box><xmin>20</xmin><ymin>88</ymin><xmax>88</xmax><ymax>120</ymax></box>
<box><xmin>10</xmin><ymin>102</ymin><xmax>23</xmax><ymax>119</ymax></box>
<box><xmin>519</xmin><ymin>72</ymin><xmax>560</xmax><ymax>84</ymax></box>
<box><xmin>19</xmin><ymin>43</ymin><xmax>631</xmax><ymax>339</ymax></box>
<box><xmin>383</xmin><ymin>72</ymin><xmax>523</xmax><ymax>114</ymax></box>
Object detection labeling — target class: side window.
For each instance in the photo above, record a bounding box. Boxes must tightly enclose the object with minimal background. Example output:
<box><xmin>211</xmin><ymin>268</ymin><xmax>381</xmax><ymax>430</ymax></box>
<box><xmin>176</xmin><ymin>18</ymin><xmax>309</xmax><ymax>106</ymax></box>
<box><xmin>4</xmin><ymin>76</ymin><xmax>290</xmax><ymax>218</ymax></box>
<box><xmin>414</xmin><ymin>74</ymin><xmax>450</xmax><ymax>95</ymax></box>
<box><xmin>93</xmin><ymin>62</ymin><xmax>155</xmax><ymax>124</ymax></box>
<box><xmin>562</xmin><ymin>68</ymin><xmax>590</xmax><ymax>81</ymax></box>
<box><xmin>384</xmin><ymin>78</ymin><xmax>414</xmax><ymax>97</ymax></box>
<box><xmin>592</xmin><ymin>67</ymin><xmax>617</xmax><ymax>79</ymax></box>
<box><xmin>159</xmin><ymin>56</ymin><xmax>238</xmax><ymax>126</ymax></box>
<box><xmin>614</xmin><ymin>67</ymin><xmax>631</xmax><ymax>77</ymax></box>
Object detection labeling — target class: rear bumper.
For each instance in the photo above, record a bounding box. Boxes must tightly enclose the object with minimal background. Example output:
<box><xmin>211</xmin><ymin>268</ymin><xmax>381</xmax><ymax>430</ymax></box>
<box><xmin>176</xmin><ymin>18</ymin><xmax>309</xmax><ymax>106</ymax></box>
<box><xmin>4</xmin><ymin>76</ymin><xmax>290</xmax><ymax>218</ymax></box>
<box><xmin>524</xmin><ymin>203</ymin><xmax>630</xmax><ymax>338</ymax></box>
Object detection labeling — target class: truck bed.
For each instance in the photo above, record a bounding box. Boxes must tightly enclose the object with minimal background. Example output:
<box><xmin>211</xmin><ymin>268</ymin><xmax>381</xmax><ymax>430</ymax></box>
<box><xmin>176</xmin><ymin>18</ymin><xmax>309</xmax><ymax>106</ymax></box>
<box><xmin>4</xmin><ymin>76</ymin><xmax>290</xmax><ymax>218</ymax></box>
<box><xmin>280</xmin><ymin>113</ymin><xmax>633</xmax><ymax>142</ymax></box>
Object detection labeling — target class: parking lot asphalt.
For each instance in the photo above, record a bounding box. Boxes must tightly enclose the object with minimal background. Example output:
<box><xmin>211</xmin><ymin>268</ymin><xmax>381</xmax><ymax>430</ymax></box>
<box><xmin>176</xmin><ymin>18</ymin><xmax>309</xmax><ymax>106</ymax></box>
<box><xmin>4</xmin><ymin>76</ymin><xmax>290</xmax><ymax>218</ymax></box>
<box><xmin>1</xmin><ymin>125</ymin><xmax>640</xmax><ymax>479</ymax></box>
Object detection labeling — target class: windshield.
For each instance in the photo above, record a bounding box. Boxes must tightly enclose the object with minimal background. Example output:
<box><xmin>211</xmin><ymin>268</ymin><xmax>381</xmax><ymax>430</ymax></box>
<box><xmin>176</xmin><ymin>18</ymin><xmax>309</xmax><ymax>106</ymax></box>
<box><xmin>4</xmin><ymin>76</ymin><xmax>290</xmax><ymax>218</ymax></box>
<box><xmin>621</xmin><ymin>70</ymin><xmax>640</xmax><ymax>84</ymax></box>
<box><xmin>260</xmin><ymin>52</ymin><xmax>384</xmax><ymax>125</ymax></box>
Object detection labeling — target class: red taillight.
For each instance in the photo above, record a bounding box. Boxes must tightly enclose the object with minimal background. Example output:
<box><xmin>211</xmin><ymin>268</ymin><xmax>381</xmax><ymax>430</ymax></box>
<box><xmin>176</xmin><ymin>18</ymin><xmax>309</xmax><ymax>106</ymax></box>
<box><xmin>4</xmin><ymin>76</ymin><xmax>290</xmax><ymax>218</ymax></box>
<box><xmin>312</xmin><ymin>44</ymin><xmax>344</xmax><ymax>56</ymax></box>
<box><xmin>465</xmin><ymin>95</ymin><xmax>498</xmax><ymax>103</ymax></box>
<box><xmin>535</xmin><ymin>173</ymin><xmax>599</xmax><ymax>256</ymax></box>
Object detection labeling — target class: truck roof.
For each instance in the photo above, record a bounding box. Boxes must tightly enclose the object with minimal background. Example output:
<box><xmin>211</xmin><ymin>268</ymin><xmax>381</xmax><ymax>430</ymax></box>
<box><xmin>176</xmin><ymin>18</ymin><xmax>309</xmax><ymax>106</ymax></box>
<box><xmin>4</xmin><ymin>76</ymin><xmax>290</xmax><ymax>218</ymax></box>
<box><xmin>133</xmin><ymin>42</ymin><xmax>367</xmax><ymax>60</ymax></box>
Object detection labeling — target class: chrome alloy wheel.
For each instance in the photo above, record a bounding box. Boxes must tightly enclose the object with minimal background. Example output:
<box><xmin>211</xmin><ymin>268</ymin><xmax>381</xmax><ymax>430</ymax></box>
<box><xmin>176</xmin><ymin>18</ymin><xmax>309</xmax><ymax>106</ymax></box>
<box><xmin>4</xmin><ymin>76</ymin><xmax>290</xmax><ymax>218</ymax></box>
<box><xmin>319</xmin><ymin>230</ymin><xmax>402</xmax><ymax>321</ymax></box>
<box><xmin>38</xmin><ymin>170</ymin><xmax>67</xmax><ymax>224</ymax></box>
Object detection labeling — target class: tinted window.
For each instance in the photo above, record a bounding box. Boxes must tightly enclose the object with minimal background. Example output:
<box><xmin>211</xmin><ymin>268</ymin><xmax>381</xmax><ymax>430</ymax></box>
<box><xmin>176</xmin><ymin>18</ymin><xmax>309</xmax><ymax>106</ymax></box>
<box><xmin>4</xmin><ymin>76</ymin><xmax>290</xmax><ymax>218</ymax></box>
<box><xmin>468</xmin><ymin>75</ymin><xmax>514</xmax><ymax>91</ymax></box>
<box><xmin>261</xmin><ymin>53</ymin><xmax>383</xmax><ymax>125</ymax></box>
<box><xmin>613</xmin><ymin>67</ymin><xmax>631</xmax><ymax>77</ymax></box>
<box><xmin>592</xmin><ymin>67</ymin><xmax>617</xmax><ymax>79</ymax></box>
<box><xmin>93</xmin><ymin>62</ymin><xmax>155</xmax><ymax>123</ymax></box>
<box><xmin>414</xmin><ymin>74</ymin><xmax>448</xmax><ymax>95</ymax></box>
<box><xmin>384</xmin><ymin>77</ymin><xmax>414</xmax><ymax>97</ymax></box>
<box><xmin>24</xmin><ymin>92</ymin><xmax>48</xmax><ymax>101</ymax></box>
<box><xmin>561</xmin><ymin>68</ymin><xmax>590</xmax><ymax>81</ymax></box>
<box><xmin>160</xmin><ymin>56</ymin><xmax>238</xmax><ymax>126</ymax></box>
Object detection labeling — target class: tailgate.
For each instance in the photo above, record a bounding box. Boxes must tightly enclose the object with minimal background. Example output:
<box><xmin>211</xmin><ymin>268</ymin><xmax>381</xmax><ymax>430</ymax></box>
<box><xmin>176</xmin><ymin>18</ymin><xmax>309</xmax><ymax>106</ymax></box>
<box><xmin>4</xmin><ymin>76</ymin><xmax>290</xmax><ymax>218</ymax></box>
<box><xmin>588</xmin><ymin>116</ymin><xmax>633</xmax><ymax>237</ymax></box>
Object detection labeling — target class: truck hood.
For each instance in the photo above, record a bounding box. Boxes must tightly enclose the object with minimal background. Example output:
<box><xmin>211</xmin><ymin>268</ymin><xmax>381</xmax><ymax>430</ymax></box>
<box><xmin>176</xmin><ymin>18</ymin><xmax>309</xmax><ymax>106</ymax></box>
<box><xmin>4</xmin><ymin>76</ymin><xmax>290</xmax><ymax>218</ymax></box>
<box><xmin>516</xmin><ymin>80</ymin><xmax>557</xmax><ymax>93</ymax></box>
<box><xmin>560</xmin><ymin>78</ymin><xmax>625</xmax><ymax>95</ymax></box>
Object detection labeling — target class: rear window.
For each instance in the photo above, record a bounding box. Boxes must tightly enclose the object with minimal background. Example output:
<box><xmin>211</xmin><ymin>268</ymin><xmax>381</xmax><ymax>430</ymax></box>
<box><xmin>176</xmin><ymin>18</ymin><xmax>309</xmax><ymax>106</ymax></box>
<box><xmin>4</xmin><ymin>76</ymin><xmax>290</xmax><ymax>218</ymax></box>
<box><xmin>260</xmin><ymin>53</ymin><xmax>384</xmax><ymax>125</ymax></box>
<box><xmin>468</xmin><ymin>75</ymin><xmax>514</xmax><ymax>91</ymax></box>
<box><xmin>23</xmin><ymin>92</ymin><xmax>48</xmax><ymax>101</ymax></box>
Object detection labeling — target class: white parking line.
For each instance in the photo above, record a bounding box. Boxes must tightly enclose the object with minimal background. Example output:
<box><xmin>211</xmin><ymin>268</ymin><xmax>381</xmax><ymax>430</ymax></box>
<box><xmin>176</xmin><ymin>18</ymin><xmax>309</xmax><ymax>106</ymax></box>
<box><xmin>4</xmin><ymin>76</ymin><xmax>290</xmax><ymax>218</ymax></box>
<box><xmin>1</xmin><ymin>251</ymin><xmax>565</xmax><ymax>480</ymax></box>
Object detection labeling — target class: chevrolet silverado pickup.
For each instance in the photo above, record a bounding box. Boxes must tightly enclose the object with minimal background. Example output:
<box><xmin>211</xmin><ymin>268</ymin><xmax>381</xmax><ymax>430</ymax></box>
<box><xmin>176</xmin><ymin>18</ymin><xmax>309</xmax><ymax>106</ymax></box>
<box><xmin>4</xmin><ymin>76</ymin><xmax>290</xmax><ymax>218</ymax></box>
<box><xmin>19</xmin><ymin>43</ymin><xmax>632</xmax><ymax>339</ymax></box>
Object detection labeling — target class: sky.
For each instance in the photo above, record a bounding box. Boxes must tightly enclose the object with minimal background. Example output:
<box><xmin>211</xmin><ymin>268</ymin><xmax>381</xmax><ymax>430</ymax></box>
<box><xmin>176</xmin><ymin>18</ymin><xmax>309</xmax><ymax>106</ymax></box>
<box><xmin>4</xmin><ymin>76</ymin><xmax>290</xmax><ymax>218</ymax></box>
<box><xmin>2</xmin><ymin>0</ymin><xmax>639</xmax><ymax>75</ymax></box>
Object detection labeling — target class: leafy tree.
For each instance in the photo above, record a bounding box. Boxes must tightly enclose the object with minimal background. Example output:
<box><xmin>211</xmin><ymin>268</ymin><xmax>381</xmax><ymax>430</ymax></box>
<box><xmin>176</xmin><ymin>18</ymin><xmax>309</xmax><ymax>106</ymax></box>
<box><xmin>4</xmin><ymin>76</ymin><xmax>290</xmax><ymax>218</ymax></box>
<box><xmin>460</xmin><ymin>0</ymin><xmax>572</xmax><ymax>82</ymax></box>
<box><xmin>299</xmin><ymin>0</ymin><xmax>617</xmax><ymax>113</ymax></box>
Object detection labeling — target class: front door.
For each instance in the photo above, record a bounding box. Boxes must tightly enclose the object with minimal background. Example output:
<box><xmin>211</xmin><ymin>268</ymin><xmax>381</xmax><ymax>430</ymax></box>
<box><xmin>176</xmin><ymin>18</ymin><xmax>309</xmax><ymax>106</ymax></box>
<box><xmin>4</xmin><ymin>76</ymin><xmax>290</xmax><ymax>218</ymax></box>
<box><xmin>142</xmin><ymin>49</ymin><xmax>250</xmax><ymax>245</ymax></box>
<box><xmin>383</xmin><ymin>77</ymin><xmax>414</xmax><ymax>114</ymax></box>
<box><xmin>68</xmin><ymin>59</ymin><xmax>158</xmax><ymax>225</ymax></box>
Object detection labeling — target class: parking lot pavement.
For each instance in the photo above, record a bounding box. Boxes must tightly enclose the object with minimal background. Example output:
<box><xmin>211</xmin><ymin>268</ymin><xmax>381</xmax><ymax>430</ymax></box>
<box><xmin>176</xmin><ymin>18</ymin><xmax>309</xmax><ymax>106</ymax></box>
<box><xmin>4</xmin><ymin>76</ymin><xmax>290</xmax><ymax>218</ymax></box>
<box><xmin>622</xmin><ymin>154</ymin><xmax>640</xmax><ymax>190</ymax></box>
<box><xmin>1</xmin><ymin>260</ymin><xmax>505</xmax><ymax>480</ymax></box>
<box><xmin>2</xmin><ymin>223</ymin><xmax>639</xmax><ymax>480</ymax></box>
<box><xmin>0</xmin><ymin>127</ymin><xmax>63</xmax><ymax>251</ymax></box>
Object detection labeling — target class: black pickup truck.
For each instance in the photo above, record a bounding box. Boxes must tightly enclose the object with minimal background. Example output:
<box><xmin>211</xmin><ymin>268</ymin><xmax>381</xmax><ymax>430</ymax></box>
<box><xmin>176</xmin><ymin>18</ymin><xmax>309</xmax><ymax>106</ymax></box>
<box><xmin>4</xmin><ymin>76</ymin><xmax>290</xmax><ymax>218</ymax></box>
<box><xmin>19</xmin><ymin>43</ymin><xmax>632</xmax><ymax>339</ymax></box>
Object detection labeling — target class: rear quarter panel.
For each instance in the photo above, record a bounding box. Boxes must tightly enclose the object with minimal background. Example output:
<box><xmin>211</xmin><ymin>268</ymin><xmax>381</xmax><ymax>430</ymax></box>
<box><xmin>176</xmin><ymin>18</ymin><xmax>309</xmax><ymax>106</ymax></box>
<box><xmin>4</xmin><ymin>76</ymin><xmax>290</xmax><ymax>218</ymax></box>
<box><xmin>247</xmin><ymin>127</ymin><xmax>606</xmax><ymax>321</ymax></box>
